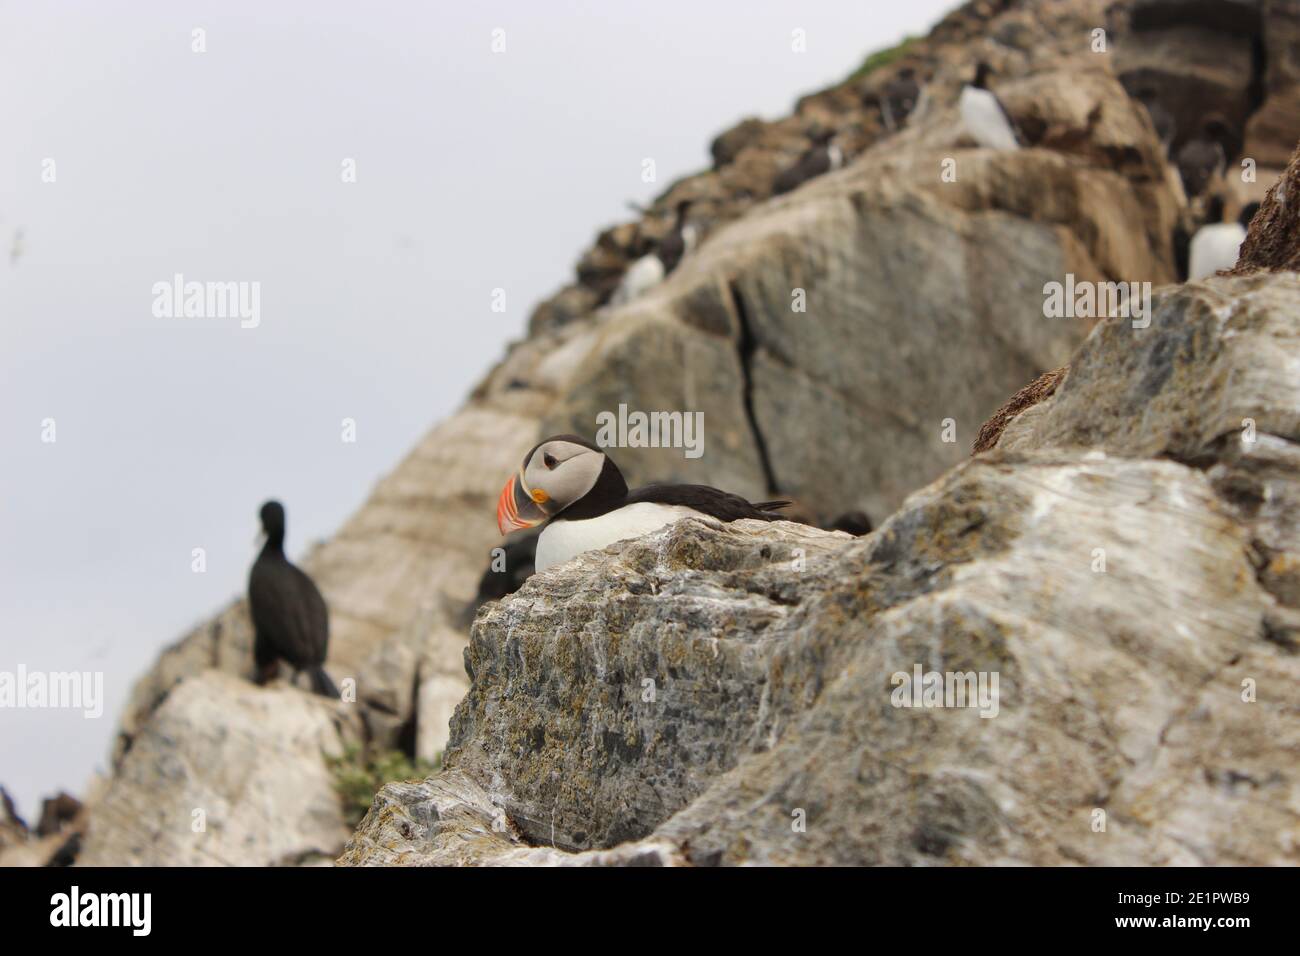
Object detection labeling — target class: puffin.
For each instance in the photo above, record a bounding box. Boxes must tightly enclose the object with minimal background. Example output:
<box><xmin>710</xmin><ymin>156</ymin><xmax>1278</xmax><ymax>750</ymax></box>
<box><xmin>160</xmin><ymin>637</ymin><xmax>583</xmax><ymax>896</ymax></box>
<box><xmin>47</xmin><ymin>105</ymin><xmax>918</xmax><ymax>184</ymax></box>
<box><xmin>496</xmin><ymin>435</ymin><xmax>789</xmax><ymax>572</ymax></box>
<box><xmin>959</xmin><ymin>62</ymin><xmax>1022</xmax><ymax>150</ymax></box>
<box><xmin>610</xmin><ymin>200</ymin><xmax>697</xmax><ymax>305</ymax></box>
<box><xmin>880</xmin><ymin>68</ymin><xmax>921</xmax><ymax>133</ymax></box>
<box><xmin>1176</xmin><ymin>119</ymin><xmax>1229</xmax><ymax>198</ymax></box>
<box><xmin>773</xmin><ymin>132</ymin><xmax>845</xmax><ymax>195</ymax></box>
<box><xmin>1188</xmin><ymin>200</ymin><xmax>1259</xmax><ymax>280</ymax></box>
<box><xmin>248</xmin><ymin>500</ymin><xmax>339</xmax><ymax>698</ymax></box>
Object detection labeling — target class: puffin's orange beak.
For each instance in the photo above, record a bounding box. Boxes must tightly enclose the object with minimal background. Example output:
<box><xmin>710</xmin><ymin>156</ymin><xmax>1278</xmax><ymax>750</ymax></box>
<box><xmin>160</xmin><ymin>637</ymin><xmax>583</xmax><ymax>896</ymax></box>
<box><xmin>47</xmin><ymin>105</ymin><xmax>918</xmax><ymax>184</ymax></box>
<box><xmin>497</xmin><ymin>474</ymin><xmax>546</xmax><ymax>535</ymax></box>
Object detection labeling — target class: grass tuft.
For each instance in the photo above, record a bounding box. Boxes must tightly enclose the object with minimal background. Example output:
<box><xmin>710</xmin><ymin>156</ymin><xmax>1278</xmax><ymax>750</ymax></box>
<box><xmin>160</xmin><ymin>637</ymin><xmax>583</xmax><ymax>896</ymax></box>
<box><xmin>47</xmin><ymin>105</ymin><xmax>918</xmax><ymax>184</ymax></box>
<box><xmin>329</xmin><ymin>745</ymin><xmax>440</xmax><ymax>827</ymax></box>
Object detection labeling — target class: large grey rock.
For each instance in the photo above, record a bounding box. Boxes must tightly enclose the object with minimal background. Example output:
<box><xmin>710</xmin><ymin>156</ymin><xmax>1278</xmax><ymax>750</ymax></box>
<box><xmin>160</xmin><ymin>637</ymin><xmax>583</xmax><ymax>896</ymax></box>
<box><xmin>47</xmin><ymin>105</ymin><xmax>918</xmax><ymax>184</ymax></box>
<box><xmin>447</xmin><ymin>518</ymin><xmax>850</xmax><ymax>851</ymax></box>
<box><xmin>341</xmin><ymin>445</ymin><xmax>1298</xmax><ymax>865</ymax></box>
<box><xmin>340</xmin><ymin>770</ymin><xmax>684</xmax><ymax>867</ymax></box>
<box><xmin>340</xmin><ymin>273</ymin><xmax>1300</xmax><ymax>866</ymax></box>
<box><xmin>528</xmin><ymin>67</ymin><xmax>1178</xmax><ymax>526</ymax></box>
<box><xmin>80</xmin><ymin>672</ymin><xmax>363</xmax><ymax>866</ymax></box>
<box><xmin>998</xmin><ymin>275</ymin><xmax>1300</xmax><ymax>459</ymax></box>
<box><xmin>999</xmin><ymin>273</ymin><xmax>1300</xmax><ymax>614</ymax></box>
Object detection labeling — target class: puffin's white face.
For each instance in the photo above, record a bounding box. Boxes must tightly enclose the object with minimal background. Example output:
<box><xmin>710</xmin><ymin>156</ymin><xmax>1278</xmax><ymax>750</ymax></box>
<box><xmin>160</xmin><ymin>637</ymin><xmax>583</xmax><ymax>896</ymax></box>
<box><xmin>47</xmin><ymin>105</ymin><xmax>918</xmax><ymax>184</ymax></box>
<box><xmin>497</xmin><ymin>438</ymin><xmax>606</xmax><ymax>534</ymax></box>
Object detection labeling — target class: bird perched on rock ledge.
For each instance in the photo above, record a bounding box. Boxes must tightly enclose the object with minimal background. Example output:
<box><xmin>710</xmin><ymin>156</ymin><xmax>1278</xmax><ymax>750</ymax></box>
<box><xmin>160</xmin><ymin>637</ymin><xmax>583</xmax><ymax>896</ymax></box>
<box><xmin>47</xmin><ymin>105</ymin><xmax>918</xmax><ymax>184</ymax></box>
<box><xmin>497</xmin><ymin>435</ymin><xmax>789</xmax><ymax>572</ymax></box>
<box><xmin>1189</xmin><ymin>200</ymin><xmax>1260</xmax><ymax>280</ymax></box>
<box><xmin>959</xmin><ymin>62</ymin><xmax>1022</xmax><ymax>150</ymax></box>
<box><xmin>773</xmin><ymin>130</ymin><xmax>845</xmax><ymax>195</ymax></box>
<box><xmin>248</xmin><ymin>500</ymin><xmax>339</xmax><ymax>698</ymax></box>
<box><xmin>609</xmin><ymin>200</ymin><xmax>698</xmax><ymax>305</ymax></box>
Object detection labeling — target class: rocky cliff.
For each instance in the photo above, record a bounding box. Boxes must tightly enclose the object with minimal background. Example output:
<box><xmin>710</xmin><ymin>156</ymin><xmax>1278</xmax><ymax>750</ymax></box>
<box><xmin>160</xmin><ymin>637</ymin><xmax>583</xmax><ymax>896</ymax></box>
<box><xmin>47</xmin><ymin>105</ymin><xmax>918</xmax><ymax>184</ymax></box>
<box><xmin>11</xmin><ymin>0</ymin><xmax>1298</xmax><ymax>867</ymax></box>
<box><xmin>343</xmin><ymin>265</ymin><xmax>1300</xmax><ymax>865</ymax></box>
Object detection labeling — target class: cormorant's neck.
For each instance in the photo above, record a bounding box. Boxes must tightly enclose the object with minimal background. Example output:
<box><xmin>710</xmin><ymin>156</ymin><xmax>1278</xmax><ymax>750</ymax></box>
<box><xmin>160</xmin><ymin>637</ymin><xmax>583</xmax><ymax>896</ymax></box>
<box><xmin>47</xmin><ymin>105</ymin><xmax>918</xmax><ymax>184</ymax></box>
<box><xmin>556</xmin><ymin>456</ymin><xmax>629</xmax><ymax>521</ymax></box>
<box><xmin>260</xmin><ymin>534</ymin><xmax>285</xmax><ymax>557</ymax></box>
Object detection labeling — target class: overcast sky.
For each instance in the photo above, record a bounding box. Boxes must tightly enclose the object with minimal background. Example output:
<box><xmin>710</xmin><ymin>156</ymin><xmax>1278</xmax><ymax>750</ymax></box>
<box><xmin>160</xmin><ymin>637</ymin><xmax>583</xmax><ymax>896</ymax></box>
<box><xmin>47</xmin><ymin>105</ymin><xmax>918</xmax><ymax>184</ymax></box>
<box><xmin>0</xmin><ymin>0</ymin><xmax>954</xmax><ymax>819</ymax></box>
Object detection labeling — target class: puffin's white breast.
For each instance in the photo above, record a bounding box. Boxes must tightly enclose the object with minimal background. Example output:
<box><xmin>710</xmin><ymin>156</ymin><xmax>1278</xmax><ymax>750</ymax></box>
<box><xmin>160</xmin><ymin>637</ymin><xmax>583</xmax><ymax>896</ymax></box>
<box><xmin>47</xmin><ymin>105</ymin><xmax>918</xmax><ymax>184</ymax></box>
<box><xmin>1188</xmin><ymin>222</ymin><xmax>1246</xmax><ymax>280</ymax></box>
<box><xmin>959</xmin><ymin>86</ymin><xmax>1019</xmax><ymax>151</ymax></box>
<box><xmin>535</xmin><ymin>502</ymin><xmax>701</xmax><ymax>572</ymax></box>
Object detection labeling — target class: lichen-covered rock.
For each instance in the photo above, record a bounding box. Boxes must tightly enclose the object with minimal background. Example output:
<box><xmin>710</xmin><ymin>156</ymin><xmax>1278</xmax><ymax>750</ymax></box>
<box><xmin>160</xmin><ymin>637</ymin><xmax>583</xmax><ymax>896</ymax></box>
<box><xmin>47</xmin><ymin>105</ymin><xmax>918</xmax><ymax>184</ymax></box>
<box><xmin>1232</xmin><ymin>140</ymin><xmax>1300</xmax><ymax>276</ymax></box>
<box><xmin>341</xmin><ymin>447</ymin><xmax>1298</xmax><ymax>865</ymax></box>
<box><xmin>999</xmin><ymin>272</ymin><xmax>1300</xmax><ymax>618</ymax></box>
<box><xmin>447</xmin><ymin>518</ymin><xmax>851</xmax><ymax>851</ymax></box>
<box><xmin>998</xmin><ymin>275</ymin><xmax>1300</xmax><ymax>458</ymax></box>
<box><xmin>341</xmin><ymin>272</ymin><xmax>1300</xmax><ymax>866</ymax></box>
<box><xmin>338</xmin><ymin>770</ymin><xmax>686</xmax><ymax>866</ymax></box>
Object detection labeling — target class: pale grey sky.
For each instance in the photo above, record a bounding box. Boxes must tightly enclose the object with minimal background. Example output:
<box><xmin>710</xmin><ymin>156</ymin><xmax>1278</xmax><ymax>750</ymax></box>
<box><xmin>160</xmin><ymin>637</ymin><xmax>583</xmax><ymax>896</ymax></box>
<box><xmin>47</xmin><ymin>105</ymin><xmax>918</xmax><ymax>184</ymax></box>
<box><xmin>0</xmin><ymin>0</ymin><xmax>954</xmax><ymax>819</ymax></box>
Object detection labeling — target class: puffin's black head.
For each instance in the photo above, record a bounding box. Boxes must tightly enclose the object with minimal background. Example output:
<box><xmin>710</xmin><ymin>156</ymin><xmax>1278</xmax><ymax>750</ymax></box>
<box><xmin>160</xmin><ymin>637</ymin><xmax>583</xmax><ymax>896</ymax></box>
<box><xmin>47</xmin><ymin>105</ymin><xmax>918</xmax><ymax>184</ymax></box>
<box><xmin>496</xmin><ymin>435</ymin><xmax>626</xmax><ymax>534</ymax></box>
<box><xmin>259</xmin><ymin>500</ymin><xmax>286</xmax><ymax>542</ymax></box>
<box><xmin>973</xmin><ymin>62</ymin><xmax>994</xmax><ymax>89</ymax></box>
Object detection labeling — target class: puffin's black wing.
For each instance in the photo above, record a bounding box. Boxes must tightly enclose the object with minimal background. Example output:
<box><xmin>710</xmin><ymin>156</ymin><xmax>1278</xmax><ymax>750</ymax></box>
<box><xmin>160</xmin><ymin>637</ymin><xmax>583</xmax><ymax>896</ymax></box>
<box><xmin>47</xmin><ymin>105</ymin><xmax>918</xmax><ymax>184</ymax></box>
<box><xmin>626</xmin><ymin>483</ymin><xmax>790</xmax><ymax>522</ymax></box>
<box><xmin>248</xmin><ymin>556</ymin><xmax>330</xmax><ymax>669</ymax></box>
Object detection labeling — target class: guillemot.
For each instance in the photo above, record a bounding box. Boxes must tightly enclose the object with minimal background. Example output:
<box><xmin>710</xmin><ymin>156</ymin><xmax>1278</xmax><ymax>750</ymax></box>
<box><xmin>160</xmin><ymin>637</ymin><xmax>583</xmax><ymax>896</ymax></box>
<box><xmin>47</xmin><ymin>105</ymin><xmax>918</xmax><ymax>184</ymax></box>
<box><xmin>1188</xmin><ymin>200</ymin><xmax>1259</xmax><ymax>280</ymax></box>
<box><xmin>1133</xmin><ymin>88</ymin><xmax>1175</xmax><ymax>153</ymax></box>
<box><xmin>610</xmin><ymin>200</ymin><xmax>697</xmax><ymax>305</ymax></box>
<box><xmin>248</xmin><ymin>500</ymin><xmax>339</xmax><ymax>698</ymax></box>
<box><xmin>959</xmin><ymin>62</ymin><xmax>1021</xmax><ymax>150</ymax></box>
<box><xmin>880</xmin><ymin>68</ymin><xmax>920</xmax><ymax>133</ymax></box>
<box><xmin>496</xmin><ymin>435</ymin><xmax>789</xmax><ymax>572</ymax></box>
<box><xmin>1176</xmin><ymin>119</ymin><xmax>1229</xmax><ymax>198</ymax></box>
<box><xmin>773</xmin><ymin>131</ymin><xmax>845</xmax><ymax>195</ymax></box>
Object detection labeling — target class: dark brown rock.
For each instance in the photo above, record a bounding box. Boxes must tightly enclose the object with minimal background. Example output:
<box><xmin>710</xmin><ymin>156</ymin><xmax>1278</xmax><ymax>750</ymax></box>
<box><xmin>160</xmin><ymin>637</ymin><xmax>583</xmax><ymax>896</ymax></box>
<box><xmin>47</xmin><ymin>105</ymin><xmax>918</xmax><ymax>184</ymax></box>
<box><xmin>973</xmin><ymin>366</ymin><xmax>1068</xmax><ymax>454</ymax></box>
<box><xmin>1231</xmin><ymin>139</ymin><xmax>1300</xmax><ymax>274</ymax></box>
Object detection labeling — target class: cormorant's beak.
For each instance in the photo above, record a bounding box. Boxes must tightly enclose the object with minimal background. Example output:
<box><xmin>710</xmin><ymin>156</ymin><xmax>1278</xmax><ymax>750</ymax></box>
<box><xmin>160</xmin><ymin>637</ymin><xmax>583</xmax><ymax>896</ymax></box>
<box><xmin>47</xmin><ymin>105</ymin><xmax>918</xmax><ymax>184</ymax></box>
<box><xmin>497</xmin><ymin>472</ymin><xmax>548</xmax><ymax>535</ymax></box>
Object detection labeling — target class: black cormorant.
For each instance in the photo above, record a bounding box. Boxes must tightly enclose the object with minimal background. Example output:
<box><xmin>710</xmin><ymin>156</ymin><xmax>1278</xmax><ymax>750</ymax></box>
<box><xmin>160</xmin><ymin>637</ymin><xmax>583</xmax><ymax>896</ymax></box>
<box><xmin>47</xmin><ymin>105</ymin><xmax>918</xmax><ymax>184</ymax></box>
<box><xmin>248</xmin><ymin>500</ymin><xmax>339</xmax><ymax>698</ymax></box>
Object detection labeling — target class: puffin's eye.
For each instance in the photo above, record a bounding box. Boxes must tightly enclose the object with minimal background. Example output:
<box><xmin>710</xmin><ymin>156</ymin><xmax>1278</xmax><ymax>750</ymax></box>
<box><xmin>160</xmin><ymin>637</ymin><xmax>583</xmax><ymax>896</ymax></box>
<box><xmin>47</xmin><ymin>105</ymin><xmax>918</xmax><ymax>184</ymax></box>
<box><xmin>543</xmin><ymin>453</ymin><xmax>558</xmax><ymax>470</ymax></box>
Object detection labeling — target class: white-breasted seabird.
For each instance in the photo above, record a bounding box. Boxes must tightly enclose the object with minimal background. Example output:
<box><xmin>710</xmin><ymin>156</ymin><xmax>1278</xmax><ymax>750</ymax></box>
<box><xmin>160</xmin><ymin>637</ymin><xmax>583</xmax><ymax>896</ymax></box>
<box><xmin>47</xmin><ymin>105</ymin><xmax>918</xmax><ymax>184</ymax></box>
<box><xmin>1176</xmin><ymin>119</ymin><xmax>1230</xmax><ymax>198</ymax></box>
<box><xmin>610</xmin><ymin>200</ymin><xmax>697</xmax><ymax>305</ymax></box>
<box><xmin>773</xmin><ymin>132</ymin><xmax>845</xmax><ymax>195</ymax></box>
<box><xmin>1188</xmin><ymin>200</ymin><xmax>1258</xmax><ymax>280</ymax></box>
<box><xmin>880</xmin><ymin>68</ymin><xmax>921</xmax><ymax>133</ymax></box>
<box><xmin>959</xmin><ymin>62</ymin><xmax>1022</xmax><ymax>150</ymax></box>
<box><xmin>496</xmin><ymin>435</ymin><xmax>789</xmax><ymax>572</ymax></box>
